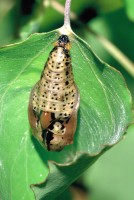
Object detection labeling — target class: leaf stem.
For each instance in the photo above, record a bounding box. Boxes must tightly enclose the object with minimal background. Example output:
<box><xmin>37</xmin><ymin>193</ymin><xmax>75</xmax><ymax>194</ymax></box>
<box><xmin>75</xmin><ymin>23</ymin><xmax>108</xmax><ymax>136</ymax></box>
<box><xmin>64</xmin><ymin>0</ymin><xmax>71</xmax><ymax>28</ymax></box>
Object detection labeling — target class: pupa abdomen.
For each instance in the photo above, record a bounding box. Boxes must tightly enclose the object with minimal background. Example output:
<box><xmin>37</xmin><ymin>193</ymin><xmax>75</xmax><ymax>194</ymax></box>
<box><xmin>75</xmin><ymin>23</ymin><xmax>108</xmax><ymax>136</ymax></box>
<box><xmin>28</xmin><ymin>35</ymin><xmax>80</xmax><ymax>151</ymax></box>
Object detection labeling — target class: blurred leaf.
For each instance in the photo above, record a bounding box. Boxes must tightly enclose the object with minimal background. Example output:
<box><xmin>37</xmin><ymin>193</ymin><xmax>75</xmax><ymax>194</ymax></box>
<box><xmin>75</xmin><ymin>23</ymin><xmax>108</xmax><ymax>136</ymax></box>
<box><xmin>93</xmin><ymin>0</ymin><xmax>123</xmax><ymax>13</ymax></box>
<box><xmin>84</xmin><ymin>124</ymin><xmax>134</xmax><ymax>200</ymax></box>
<box><xmin>0</xmin><ymin>0</ymin><xmax>19</xmax><ymax>46</ymax></box>
<box><xmin>124</xmin><ymin>0</ymin><xmax>134</xmax><ymax>20</ymax></box>
<box><xmin>20</xmin><ymin>19</ymin><xmax>41</xmax><ymax>39</ymax></box>
<box><xmin>83</xmin><ymin>8</ymin><xmax>134</xmax><ymax>104</ymax></box>
<box><xmin>19</xmin><ymin>0</ymin><xmax>124</xmax><ymax>38</ymax></box>
<box><xmin>89</xmin><ymin>8</ymin><xmax>134</xmax><ymax>61</ymax></box>
<box><xmin>19</xmin><ymin>0</ymin><xmax>44</xmax><ymax>39</ymax></box>
<box><xmin>19</xmin><ymin>0</ymin><xmax>94</xmax><ymax>38</ymax></box>
<box><xmin>0</xmin><ymin>28</ymin><xmax>133</xmax><ymax>200</ymax></box>
<box><xmin>20</xmin><ymin>0</ymin><xmax>124</xmax><ymax>38</ymax></box>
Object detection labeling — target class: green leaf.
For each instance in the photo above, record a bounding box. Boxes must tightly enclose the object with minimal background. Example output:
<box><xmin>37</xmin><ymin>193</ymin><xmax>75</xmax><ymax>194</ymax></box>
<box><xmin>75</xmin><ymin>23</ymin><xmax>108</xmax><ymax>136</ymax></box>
<box><xmin>19</xmin><ymin>0</ymin><xmax>93</xmax><ymax>39</ymax></box>
<box><xmin>93</xmin><ymin>0</ymin><xmax>123</xmax><ymax>13</ymax></box>
<box><xmin>0</xmin><ymin>0</ymin><xmax>17</xmax><ymax>46</ymax></box>
<box><xmin>0</xmin><ymin>31</ymin><xmax>58</xmax><ymax>200</ymax></box>
<box><xmin>31</xmin><ymin>154</ymin><xmax>97</xmax><ymax>200</ymax></box>
<box><xmin>84</xmin><ymin>124</ymin><xmax>134</xmax><ymax>200</ymax></box>
<box><xmin>124</xmin><ymin>0</ymin><xmax>134</xmax><ymax>20</ymax></box>
<box><xmin>0</xmin><ymin>28</ymin><xmax>133</xmax><ymax>200</ymax></box>
<box><xmin>85</xmin><ymin>8</ymin><xmax>134</xmax><ymax>102</ymax></box>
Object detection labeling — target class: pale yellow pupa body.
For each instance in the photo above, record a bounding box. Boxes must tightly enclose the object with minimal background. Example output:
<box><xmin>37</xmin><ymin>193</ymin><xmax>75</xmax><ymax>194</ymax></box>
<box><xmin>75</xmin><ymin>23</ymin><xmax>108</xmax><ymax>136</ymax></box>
<box><xmin>28</xmin><ymin>35</ymin><xmax>80</xmax><ymax>151</ymax></box>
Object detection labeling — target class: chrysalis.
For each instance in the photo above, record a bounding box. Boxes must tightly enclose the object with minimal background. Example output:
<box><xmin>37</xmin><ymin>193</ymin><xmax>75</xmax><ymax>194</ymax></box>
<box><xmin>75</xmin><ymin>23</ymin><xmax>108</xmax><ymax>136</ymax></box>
<box><xmin>28</xmin><ymin>35</ymin><xmax>80</xmax><ymax>151</ymax></box>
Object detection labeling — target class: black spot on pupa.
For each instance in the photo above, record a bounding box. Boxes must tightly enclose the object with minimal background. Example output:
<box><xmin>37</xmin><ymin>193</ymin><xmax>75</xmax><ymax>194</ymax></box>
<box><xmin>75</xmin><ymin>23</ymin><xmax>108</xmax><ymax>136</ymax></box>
<box><xmin>42</xmin><ymin>129</ymin><xmax>46</xmax><ymax>140</ymax></box>
<box><xmin>33</xmin><ymin>109</ymin><xmax>37</xmax><ymax>117</ymax></box>
<box><xmin>65</xmin><ymin>62</ymin><xmax>69</xmax><ymax>66</ymax></box>
<box><xmin>46</xmin><ymin>130</ymin><xmax>54</xmax><ymax>151</ymax></box>
<box><xmin>61</xmin><ymin>125</ymin><xmax>65</xmax><ymax>130</ymax></box>
<box><xmin>66</xmin><ymin>117</ymin><xmax>71</xmax><ymax>124</ymax></box>
<box><xmin>49</xmin><ymin>123</ymin><xmax>54</xmax><ymax>130</ymax></box>
<box><xmin>66</xmin><ymin>54</ymin><xmax>70</xmax><ymax>58</ymax></box>
<box><xmin>58</xmin><ymin>120</ymin><xmax>64</xmax><ymax>124</ymax></box>
<box><xmin>66</xmin><ymin>71</ymin><xmax>69</xmax><ymax>75</ymax></box>
<box><xmin>64</xmin><ymin>49</ymin><xmax>69</xmax><ymax>54</ymax></box>
<box><xmin>65</xmin><ymin>81</ymin><xmax>69</xmax><ymax>85</ymax></box>
<box><xmin>51</xmin><ymin>113</ymin><xmax>55</xmax><ymax>120</ymax></box>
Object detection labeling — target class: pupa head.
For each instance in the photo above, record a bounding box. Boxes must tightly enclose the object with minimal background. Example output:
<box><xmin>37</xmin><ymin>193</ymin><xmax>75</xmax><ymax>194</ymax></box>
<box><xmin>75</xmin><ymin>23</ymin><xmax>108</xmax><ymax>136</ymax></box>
<box><xmin>54</xmin><ymin>35</ymin><xmax>70</xmax><ymax>51</ymax></box>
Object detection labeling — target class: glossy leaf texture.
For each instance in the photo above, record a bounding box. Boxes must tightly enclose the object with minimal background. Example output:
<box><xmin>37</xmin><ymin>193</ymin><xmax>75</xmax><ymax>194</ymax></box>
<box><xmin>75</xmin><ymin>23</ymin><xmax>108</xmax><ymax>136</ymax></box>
<box><xmin>0</xmin><ymin>29</ymin><xmax>133</xmax><ymax>200</ymax></box>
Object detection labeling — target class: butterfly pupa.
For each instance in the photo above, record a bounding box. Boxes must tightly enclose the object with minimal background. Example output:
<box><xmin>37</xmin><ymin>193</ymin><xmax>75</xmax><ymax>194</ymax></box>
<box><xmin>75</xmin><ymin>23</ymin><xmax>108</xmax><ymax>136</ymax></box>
<box><xmin>28</xmin><ymin>34</ymin><xmax>80</xmax><ymax>151</ymax></box>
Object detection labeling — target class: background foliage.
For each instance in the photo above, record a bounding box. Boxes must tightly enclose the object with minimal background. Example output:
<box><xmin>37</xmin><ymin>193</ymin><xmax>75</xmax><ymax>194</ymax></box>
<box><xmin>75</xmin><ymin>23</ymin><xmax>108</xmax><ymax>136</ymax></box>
<box><xmin>0</xmin><ymin>0</ymin><xmax>134</xmax><ymax>200</ymax></box>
